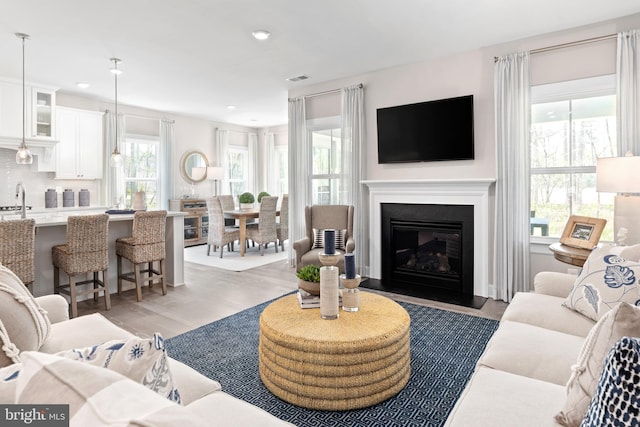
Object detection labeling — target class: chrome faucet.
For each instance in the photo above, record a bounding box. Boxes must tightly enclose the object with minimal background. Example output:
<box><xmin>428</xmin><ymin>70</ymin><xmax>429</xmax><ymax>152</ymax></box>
<box><xmin>15</xmin><ymin>182</ymin><xmax>26</xmax><ymax>219</ymax></box>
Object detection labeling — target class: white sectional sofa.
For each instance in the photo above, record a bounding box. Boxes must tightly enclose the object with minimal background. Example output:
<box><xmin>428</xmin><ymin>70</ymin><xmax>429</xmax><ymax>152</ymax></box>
<box><xmin>0</xmin><ymin>262</ymin><xmax>293</xmax><ymax>426</ymax></box>
<box><xmin>445</xmin><ymin>270</ymin><xmax>639</xmax><ymax>426</ymax></box>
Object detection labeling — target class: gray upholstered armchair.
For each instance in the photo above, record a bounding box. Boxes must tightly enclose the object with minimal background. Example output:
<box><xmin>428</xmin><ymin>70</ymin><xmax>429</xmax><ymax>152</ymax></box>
<box><xmin>293</xmin><ymin>205</ymin><xmax>354</xmax><ymax>273</ymax></box>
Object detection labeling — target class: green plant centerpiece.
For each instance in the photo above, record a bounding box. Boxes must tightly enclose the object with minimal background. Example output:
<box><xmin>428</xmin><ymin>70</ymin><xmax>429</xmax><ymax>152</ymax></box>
<box><xmin>297</xmin><ymin>264</ymin><xmax>321</xmax><ymax>295</ymax></box>
<box><xmin>257</xmin><ymin>191</ymin><xmax>270</xmax><ymax>203</ymax></box>
<box><xmin>238</xmin><ymin>192</ymin><xmax>255</xmax><ymax>210</ymax></box>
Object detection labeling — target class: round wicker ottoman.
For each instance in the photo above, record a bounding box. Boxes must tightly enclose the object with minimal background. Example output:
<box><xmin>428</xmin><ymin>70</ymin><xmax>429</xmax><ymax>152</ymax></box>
<box><xmin>258</xmin><ymin>292</ymin><xmax>411</xmax><ymax>411</ymax></box>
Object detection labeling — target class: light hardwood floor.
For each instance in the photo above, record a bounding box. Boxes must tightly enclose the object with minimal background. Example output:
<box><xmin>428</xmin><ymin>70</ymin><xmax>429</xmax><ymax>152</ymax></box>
<box><xmin>77</xmin><ymin>251</ymin><xmax>508</xmax><ymax>339</ymax></box>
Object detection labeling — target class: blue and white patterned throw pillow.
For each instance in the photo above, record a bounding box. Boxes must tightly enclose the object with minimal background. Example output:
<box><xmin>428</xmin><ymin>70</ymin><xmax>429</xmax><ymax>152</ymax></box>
<box><xmin>564</xmin><ymin>246</ymin><xmax>640</xmax><ymax>322</ymax></box>
<box><xmin>55</xmin><ymin>333</ymin><xmax>182</xmax><ymax>404</ymax></box>
<box><xmin>581</xmin><ymin>337</ymin><xmax>640</xmax><ymax>427</ymax></box>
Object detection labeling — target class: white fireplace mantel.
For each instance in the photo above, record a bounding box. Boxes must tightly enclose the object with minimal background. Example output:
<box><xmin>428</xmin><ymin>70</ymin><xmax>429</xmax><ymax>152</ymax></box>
<box><xmin>362</xmin><ymin>178</ymin><xmax>495</xmax><ymax>297</ymax></box>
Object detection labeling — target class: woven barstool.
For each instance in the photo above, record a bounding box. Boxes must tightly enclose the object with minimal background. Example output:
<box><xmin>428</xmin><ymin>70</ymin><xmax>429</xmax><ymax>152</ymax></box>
<box><xmin>116</xmin><ymin>210</ymin><xmax>167</xmax><ymax>302</ymax></box>
<box><xmin>52</xmin><ymin>214</ymin><xmax>110</xmax><ymax>318</ymax></box>
<box><xmin>0</xmin><ymin>219</ymin><xmax>36</xmax><ymax>291</ymax></box>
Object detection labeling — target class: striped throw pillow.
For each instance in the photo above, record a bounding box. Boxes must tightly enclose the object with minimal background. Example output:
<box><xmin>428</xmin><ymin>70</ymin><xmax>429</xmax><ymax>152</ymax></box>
<box><xmin>312</xmin><ymin>229</ymin><xmax>347</xmax><ymax>250</ymax></box>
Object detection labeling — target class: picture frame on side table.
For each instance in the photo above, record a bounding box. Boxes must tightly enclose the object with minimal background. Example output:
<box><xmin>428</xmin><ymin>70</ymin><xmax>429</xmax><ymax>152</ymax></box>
<box><xmin>559</xmin><ymin>215</ymin><xmax>607</xmax><ymax>250</ymax></box>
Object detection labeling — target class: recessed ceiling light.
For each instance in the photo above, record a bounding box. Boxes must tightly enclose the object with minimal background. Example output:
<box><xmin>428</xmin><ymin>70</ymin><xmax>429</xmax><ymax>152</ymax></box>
<box><xmin>76</xmin><ymin>82</ymin><xmax>90</xmax><ymax>89</ymax></box>
<box><xmin>252</xmin><ymin>30</ymin><xmax>270</xmax><ymax>40</ymax></box>
<box><xmin>227</xmin><ymin>105</ymin><xmax>236</xmax><ymax>110</ymax></box>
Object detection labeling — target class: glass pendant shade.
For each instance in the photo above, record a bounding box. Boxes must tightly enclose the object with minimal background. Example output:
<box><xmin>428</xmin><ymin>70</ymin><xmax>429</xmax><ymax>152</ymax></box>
<box><xmin>16</xmin><ymin>142</ymin><xmax>33</xmax><ymax>164</ymax></box>
<box><xmin>110</xmin><ymin>149</ymin><xmax>122</xmax><ymax>167</ymax></box>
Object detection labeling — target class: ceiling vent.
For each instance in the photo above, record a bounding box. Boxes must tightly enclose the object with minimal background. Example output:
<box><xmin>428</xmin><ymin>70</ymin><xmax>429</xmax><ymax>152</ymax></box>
<box><xmin>286</xmin><ymin>75</ymin><xmax>310</xmax><ymax>82</ymax></box>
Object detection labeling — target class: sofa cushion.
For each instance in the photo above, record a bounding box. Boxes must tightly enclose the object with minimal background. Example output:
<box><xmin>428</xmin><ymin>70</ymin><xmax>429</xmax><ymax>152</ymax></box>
<box><xmin>502</xmin><ymin>292</ymin><xmax>595</xmax><ymax>337</ymax></box>
<box><xmin>580</xmin><ymin>337</ymin><xmax>640</xmax><ymax>427</ymax></box>
<box><xmin>40</xmin><ymin>313</ymin><xmax>134</xmax><ymax>354</ymax></box>
<box><xmin>0</xmin><ymin>265</ymin><xmax>50</xmax><ymax>367</ymax></box>
<box><xmin>55</xmin><ymin>333</ymin><xmax>181</xmax><ymax>403</ymax></box>
<box><xmin>555</xmin><ymin>302</ymin><xmax>640</xmax><ymax>426</ymax></box>
<box><xmin>563</xmin><ymin>245</ymin><xmax>640</xmax><ymax>322</ymax></box>
<box><xmin>477</xmin><ymin>320</ymin><xmax>584</xmax><ymax>385</ymax></box>
<box><xmin>0</xmin><ymin>363</ymin><xmax>20</xmax><ymax>403</ymax></box>
<box><xmin>444</xmin><ymin>366</ymin><xmax>565</xmax><ymax>427</ymax></box>
<box><xmin>16</xmin><ymin>352</ymin><xmax>209</xmax><ymax>426</ymax></box>
<box><xmin>187</xmin><ymin>391</ymin><xmax>295</xmax><ymax>426</ymax></box>
<box><xmin>167</xmin><ymin>358</ymin><xmax>221</xmax><ymax>406</ymax></box>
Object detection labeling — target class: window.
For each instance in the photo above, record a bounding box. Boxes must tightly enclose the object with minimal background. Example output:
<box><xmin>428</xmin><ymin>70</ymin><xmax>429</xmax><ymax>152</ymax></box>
<box><xmin>530</xmin><ymin>75</ymin><xmax>616</xmax><ymax>240</ymax></box>
<box><xmin>309</xmin><ymin>117</ymin><xmax>342</xmax><ymax>205</ymax></box>
<box><xmin>274</xmin><ymin>144</ymin><xmax>288</xmax><ymax>195</ymax></box>
<box><xmin>227</xmin><ymin>146</ymin><xmax>248</xmax><ymax>197</ymax></box>
<box><xmin>122</xmin><ymin>135</ymin><xmax>160</xmax><ymax>209</ymax></box>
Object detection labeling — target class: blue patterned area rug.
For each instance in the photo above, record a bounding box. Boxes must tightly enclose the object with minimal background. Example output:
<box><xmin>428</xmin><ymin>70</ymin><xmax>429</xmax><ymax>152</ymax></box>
<box><xmin>166</xmin><ymin>295</ymin><xmax>499</xmax><ymax>427</ymax></box>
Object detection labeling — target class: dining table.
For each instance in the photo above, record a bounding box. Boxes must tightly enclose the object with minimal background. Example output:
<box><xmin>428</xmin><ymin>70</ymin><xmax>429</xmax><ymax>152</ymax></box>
<box><xmin>223</xmin><ymin>208</ymin><xmax>280</xmax><ymax>256</ymax></box>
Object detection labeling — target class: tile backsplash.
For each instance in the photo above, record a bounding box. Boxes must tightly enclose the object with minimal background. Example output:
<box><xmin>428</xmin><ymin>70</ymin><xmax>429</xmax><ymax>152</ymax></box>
<box><xmin>0</xmin><ymin>148</ymin><xmax>102</xmax><ymax>210</ymax></box>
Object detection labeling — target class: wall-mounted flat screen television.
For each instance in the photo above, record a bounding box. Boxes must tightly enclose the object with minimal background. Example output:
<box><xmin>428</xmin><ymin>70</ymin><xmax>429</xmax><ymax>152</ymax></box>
<box><xmin>376</xmin><ymin>94</ymin><xmax>474</xmax><ymax>164</ymax></box>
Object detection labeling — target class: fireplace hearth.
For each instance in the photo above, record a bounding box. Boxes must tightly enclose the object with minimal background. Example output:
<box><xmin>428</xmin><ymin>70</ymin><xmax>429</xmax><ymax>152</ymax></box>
<box><xmin>362</xmin><ymin>202</ymin><xmax>486</xmax><ymax>308</ymax></box>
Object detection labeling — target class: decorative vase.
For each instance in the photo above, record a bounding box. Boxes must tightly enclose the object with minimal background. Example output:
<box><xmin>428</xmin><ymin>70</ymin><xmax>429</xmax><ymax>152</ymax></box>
<box><xmin>240</xmin><ymin>203</ymin><xmax>254</xmax><ymax>211</ymax></box>
<box><xmin>320</xmin><ymin>266</ymin><xmax>339</xmax><ymax>320</ymax></box>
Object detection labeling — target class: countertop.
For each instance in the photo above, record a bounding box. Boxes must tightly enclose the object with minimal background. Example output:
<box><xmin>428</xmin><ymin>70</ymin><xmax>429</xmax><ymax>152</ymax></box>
<box><xmin>0</xmin><ymin>207</ymin><xmax>185</xmax><ymax>227</ymax></box>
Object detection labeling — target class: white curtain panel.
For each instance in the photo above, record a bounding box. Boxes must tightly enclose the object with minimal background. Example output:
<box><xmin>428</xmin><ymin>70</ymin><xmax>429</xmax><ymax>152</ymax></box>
<box><xmin>248</xmin><ymin>133</ymin><xmax>259</xmax><ymax>195</ymax></box>
<box><xmin>159</xmin><ymin>119</ymin><xmax>173</xmax><ymax>210</ymax></box>
<box><xmin>341</xmin><ymin>84</ymin><xmax>366</xmax><ymax>275</ymax></box>
<box><xmin>494</xmin><ymin>52</ymin><xmax>531</xmax><ymax>302</ymax></box>
<box><xmin>617</xmin><ymin>29</ymin><xmax>640</xmax><ymax>156</ymax></box>
<box><xmin>103</xmin><ymin>111</ymin><xmax>125</xmax><ymax>207</ymax></box>
<box><xmin>288</xmin><ymin>97</ymin><xmax>308</xmax><ymax>267</ymax></box>
<box><xmin>265</xmin><ymin>132</ymin><xmax>277</xmax><ymax>195</ymax></box>
<box><xmin>216</xmin><ymin>129</ymin><xmax>229</xmax><ymax>194</ymax></box>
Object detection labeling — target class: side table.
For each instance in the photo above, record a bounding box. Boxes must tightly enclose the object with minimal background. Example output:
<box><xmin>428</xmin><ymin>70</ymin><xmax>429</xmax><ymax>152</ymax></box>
<box><xmin>549</xmin><ymin>242</ymin><xmax>592</xmax><ymax>267</ymax></box>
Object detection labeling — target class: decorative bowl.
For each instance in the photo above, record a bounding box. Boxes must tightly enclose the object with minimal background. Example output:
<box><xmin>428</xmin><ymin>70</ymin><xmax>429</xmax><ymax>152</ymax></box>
<box><xmin>318</xmin><ymin>251</ymin><xmax>341</xmax><ymax>266</ymax></box>
<box><xmin>298</xmin><ymin>279</ymin><xmax>320</xmax><ymax>295</ymax></box>
<box><xmin>340</xmin><ymin>274</ymin><xmax>361</xmax><ymax>289</ymax></box>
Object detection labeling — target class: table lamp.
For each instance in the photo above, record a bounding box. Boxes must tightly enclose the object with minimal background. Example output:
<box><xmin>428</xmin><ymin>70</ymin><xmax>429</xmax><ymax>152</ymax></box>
<box><xmin>596</xmin><ymin>151</ymin><xmax>640</xmax><ymax>245</ymax></box>
<box><xmin>207</xmin><ymin>167</ymin><xmax>224</xmax><ymax>196</ymax></box>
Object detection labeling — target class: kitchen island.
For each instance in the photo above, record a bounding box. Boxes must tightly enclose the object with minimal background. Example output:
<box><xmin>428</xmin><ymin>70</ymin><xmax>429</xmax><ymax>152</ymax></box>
<box><xmin>8</xmin><ymin>209</ymin><xmax>185</xmax><ymax>297</ymax></box>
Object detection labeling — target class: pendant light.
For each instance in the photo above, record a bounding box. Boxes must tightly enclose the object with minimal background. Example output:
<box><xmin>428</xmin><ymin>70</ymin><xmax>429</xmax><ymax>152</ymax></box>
<box><xmin>110</xmin><ymin>58</ymin><xmax>123</xmax><ymax>167</ymax></box>
<box><xmin>15</xmin><ymin>33</ymin><xmax>33</xmax><ymax>165</ymax></box>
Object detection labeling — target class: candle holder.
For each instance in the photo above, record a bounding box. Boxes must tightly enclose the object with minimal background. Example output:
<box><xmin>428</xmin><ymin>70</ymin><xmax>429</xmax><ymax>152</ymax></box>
<box><xmin>340</xmin><ymin>274</ymin><xmax>361</xmax><ymax>312</ymax></box>
<box><xmin>318</xmin><ymin>251</ymin><xmax>341</xmax><ymax>266</ymax></box>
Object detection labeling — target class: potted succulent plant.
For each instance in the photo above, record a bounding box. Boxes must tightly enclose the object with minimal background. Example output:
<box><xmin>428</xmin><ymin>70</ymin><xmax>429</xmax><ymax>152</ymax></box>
<box><xmin>297</xmin><ymin>264</ymin><xmax>321</xmax><ymax>295</ymax></box>
<box><xmin>257</xmin><ymin>191</ymin><xmax>270</xmax><ymax>203</ymax></box>
<box><xmin>238</xmin><ymin>192</ymin><xmax>255</xmax><ymax>211</ymax></box>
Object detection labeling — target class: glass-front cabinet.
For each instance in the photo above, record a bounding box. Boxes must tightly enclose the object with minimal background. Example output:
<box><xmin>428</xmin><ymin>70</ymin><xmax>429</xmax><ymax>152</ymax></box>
<box><xmin>31</xmin><ymin>87</ymin><xmax>55</xmax><ymax>139</ymax></box>
<box><xmin>169</xmin><ymin>199</ymin><xmax>209</xmax><ymax>247</ymax></box>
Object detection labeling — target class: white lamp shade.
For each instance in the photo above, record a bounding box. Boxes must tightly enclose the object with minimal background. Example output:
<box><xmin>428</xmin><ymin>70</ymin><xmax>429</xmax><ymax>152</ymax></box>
<box><xmin>191</xmin><ymin>167</ymin><xmax>207</xmax><ymax>181</ymax></box>
<box><xmin>596</xmin><ymin>155</ymin><xmax>640</xmax><ymax>193</ymax></box>
<box><xmin>207</xmin><ymin>166</ymin><xmax>224</xmax><ymax>180</ymax></box>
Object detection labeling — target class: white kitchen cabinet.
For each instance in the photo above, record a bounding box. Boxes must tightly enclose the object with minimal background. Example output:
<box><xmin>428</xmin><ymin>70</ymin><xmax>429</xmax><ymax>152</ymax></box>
<box><xmin>31</xmin><ymin>87</ymin><xmax>55</xmax><ymax>139</ymax></box>
<box><xmin>55</xmin><ymin>107</ymin><xmax>104</xmax><ymax>180</ymax></box>
<box><xmin>0</xmin><ymin>79</ymin><xmax>25</xmax><ymax>139</ymax></box>
<box><xmin>0</xmin><ymin>79</ymin><xmax>57</xmax><ymax>142</ymax></box>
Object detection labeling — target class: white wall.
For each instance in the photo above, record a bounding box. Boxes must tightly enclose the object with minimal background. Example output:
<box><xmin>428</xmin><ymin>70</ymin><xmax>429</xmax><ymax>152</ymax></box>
<box><xmin>288</xmin><ymin>13</ymin><xmax>640</xmax><ymax>286</ymax></box>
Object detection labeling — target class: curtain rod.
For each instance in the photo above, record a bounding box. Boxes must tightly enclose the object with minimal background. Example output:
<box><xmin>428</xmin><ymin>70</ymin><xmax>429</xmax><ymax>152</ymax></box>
<box><xmin>494</xmin><ymin>33</ymin><xmax>616</xmax><ymax>62</ymax></box>
<box><xmin>288</xmin><ymin>83</ymin><xmax>363</xmax><ymax>101</ymax></box>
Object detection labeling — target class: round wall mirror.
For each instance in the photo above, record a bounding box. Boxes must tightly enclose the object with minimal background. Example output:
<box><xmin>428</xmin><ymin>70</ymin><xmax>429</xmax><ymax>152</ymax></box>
<box><xmin>180</xmin><ymin>151</ymin><xmax>209</xmax><ymax>183</ymax></box>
